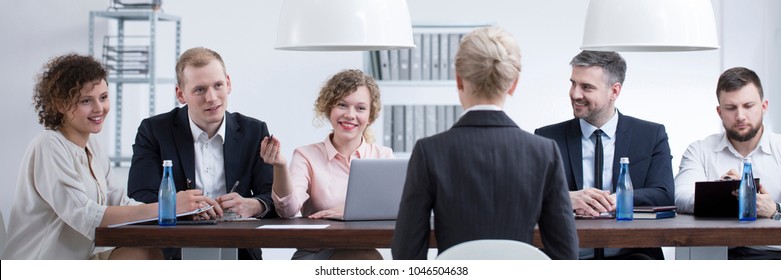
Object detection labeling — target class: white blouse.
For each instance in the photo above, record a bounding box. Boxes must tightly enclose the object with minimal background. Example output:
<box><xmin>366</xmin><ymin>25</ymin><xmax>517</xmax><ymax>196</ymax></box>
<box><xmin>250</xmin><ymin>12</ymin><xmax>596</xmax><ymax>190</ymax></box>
<box><xmin>3</xmin><ymin>130</ymin><xmax>140</xmax><ymax>259</ymax></box>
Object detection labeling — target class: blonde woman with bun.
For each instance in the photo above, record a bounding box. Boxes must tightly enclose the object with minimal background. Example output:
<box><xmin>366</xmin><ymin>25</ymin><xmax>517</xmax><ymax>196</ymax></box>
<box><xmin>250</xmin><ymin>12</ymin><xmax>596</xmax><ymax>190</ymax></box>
<box><xmin>391</xmin><ymin>26</ymin><xmax>578</xmax><ymax>260</ymax></box>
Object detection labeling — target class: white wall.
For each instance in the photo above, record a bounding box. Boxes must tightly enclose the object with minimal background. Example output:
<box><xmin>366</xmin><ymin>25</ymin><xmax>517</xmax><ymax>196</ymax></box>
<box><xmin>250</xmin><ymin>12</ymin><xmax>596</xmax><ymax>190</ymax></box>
<box><xmin>1</xmin><ymin>0</ymin><xmax>779</xmax><ymax>254</ymax></box>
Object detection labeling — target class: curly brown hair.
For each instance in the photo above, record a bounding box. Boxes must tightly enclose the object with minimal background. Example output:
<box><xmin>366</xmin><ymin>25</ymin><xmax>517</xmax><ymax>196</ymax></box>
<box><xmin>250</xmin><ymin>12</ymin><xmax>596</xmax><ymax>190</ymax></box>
<box><xmin>33</xmin><ymin>54</ymin><xmax>107</xmax><ymax>130</ymax></box>
<box><xmin>314</xmin><ymin>69</ymin><xmax>381</xmax><ymax>143</ymax></box>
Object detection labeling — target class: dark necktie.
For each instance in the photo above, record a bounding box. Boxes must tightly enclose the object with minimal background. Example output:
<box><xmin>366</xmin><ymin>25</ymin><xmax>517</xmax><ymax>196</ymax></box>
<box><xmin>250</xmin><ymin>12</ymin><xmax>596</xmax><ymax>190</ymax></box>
<box><xmin>594</xmin><ymin>129</ymin><xmax>604</xmax><ymax>191</ymax></box>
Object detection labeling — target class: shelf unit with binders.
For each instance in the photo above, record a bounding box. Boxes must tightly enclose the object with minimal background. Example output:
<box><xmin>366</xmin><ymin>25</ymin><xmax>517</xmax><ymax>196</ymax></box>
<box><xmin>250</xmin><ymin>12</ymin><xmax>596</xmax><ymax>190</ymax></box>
<box><xmin>365</xmin><ymin>23</ymin><xmax>491</xmax><ymax>156</ymax></box>
<box><xmin>88</xmin><ymin>10</ymin><xmax>181</xmax><ymax>165</ymax></box>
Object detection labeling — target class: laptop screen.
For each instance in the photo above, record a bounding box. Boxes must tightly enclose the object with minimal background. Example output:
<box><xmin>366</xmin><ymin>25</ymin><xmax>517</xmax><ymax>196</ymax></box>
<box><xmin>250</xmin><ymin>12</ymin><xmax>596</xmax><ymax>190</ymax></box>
<box><xmin>340</xmin><ymin>159</ymin><xmax>409</xmax><ymax>221</ymax></box>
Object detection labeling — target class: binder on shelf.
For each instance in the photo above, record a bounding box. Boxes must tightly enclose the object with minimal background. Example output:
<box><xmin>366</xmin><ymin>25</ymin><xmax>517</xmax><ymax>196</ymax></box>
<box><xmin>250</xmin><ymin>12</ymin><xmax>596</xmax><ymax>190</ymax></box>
<box><xmin>430</xmin><ymin>34</ymin><xmax>440</xmax><ymax>80</ymax></box>
<box><xmin>413</xmin><ymin>105</ymin><xmax>425</xmax><ymax>144</ymax></box>
<box><xmin>424</xmin><ymin>105</ymin><xmax>437</xmax><ymax>137</ymax></box>
<box><xmin>383</xmin><ymin>105</ymin><xmax>393</xmax><ymax>148</ymax></box>
<box><xmin>369</xmin><ymin>51</ymin><xmax>381</xmax><ymax>80</ymax></box>
<box><xmin>379</xmin><ymin>50</ymin><xmax>391</xmax><ymax>81</ymax></box>
<box><xmin>421</xmin><ymin>34</ymin><xmax>432</xmax><ymax>81</ymax></box>
<box><xmin>389</xmin><ymin>50</ymin><xmax>400</xmax><ymax>81</ymax></box>
<box><xmin>438</xmin><ymin>34</ymin><xmax>449</xmax><ymax>80</ymax></box>
<box><xmin>410</xmin><ymin>34</ymin><xmax>423</xmax><ymax>80</ymax></box>
<box><xmin>399</xmin><ymin>48</ymin><xmax>411</xmax><ymax>80</ymax></box>
<box><xmin>444</xmin><ymin>105</ymin><xmax>455</xmax><ymax>131</ymax></box>
<box><xmin>404</xmin><ymin>105</ymin><xmax>414</xmax><ymax>152</ymax></box>
<box><xmin>392</xmin><ymin>105</ymin><xmax>405</xmax><ymax>152</ymax></box>
<box><xmin>448</xmin><ymin>33</ymin><xmax>461</xmax><ymax>80</ymax></box>
<box><xmin>436</xmin><ymin>105</ymin><xmax>446</xmax><ymax>133</ymax></box>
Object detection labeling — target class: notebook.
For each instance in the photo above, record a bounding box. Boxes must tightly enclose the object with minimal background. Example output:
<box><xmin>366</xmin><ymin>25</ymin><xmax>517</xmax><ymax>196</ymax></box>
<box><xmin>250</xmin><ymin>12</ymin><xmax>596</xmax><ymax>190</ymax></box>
<box><xmin>694</xmin><ymin>179</ymin><xmax>759</xmax><ymax>218</ymax></box>
<box><xmin>331</xmin><ymin>158</ymin><xmax>409</xmax><ymax>221</ymax></box>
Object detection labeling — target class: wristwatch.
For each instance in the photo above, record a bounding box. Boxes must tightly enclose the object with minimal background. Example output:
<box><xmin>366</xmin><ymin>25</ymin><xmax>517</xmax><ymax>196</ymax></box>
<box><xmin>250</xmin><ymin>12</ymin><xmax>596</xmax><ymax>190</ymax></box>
<box><xmin>772</xmin><ymin>202</ymin><xmax>781</xmax><ymax>221</ymax></box>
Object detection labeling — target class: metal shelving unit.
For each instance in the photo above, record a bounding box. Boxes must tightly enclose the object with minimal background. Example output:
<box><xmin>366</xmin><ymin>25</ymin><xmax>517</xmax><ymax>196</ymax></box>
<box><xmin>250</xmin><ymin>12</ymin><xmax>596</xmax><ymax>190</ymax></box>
<box><xmin>88</xmin><ymin>10</ymin><xmax>181</xmax><ymax>165</ymax></box>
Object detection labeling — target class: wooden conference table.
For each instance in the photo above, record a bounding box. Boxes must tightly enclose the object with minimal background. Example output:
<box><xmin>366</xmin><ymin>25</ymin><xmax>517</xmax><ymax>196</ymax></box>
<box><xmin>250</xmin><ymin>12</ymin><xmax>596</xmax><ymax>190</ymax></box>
<box><xmin>95</xmin><ymin>215</ymin><xmax>781</xmax><ymax>260</ymax></box>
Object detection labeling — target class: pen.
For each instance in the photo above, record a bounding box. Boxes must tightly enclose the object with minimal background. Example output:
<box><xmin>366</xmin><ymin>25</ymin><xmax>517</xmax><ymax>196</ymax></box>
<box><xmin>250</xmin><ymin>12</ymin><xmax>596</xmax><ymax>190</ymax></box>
<box><xmin>187</xmin><ymin>178</ymin><xmax>192</xmax><ymax>190</ymax></box>
<box><xmin>268</xmin><ymin>134</ymin><xmax>274</xmax><ymax>142</ymax></box>
<box><xmin>229</xmin><ymin>180</ymin><xmax>239</xmax><ymax>193</ymax></box>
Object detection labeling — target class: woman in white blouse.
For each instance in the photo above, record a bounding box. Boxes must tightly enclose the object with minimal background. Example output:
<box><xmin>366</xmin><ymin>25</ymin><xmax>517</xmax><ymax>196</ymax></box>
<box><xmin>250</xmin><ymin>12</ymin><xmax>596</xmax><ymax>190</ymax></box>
<box><xmin>2</xmin><ymin>54</ymin><xmax>220</xmax><ymax>260</ymax></box>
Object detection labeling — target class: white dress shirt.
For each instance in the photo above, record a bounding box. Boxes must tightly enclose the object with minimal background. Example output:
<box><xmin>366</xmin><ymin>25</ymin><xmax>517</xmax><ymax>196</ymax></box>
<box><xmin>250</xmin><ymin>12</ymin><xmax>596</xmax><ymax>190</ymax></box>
<box><xmin>460</xmin><ymin>104</ymin><xmax>503</xmax><ymax>117</ymax></box>
<box><xmin>675</xmin><ymin>131</ymin><xmax>781</xmax><ymax>213</ymax></box>
<box><xmin>675</xmin><ymin>130</ymin><xmax>781</xmax><ymax>251</ymax></box>
<box><xmin>3</xmin><ymin>131</ymin><xmax>141</xmax><ymax>259</ymax></box>
<box><xmin>579</xmin><ymin>110</ymin><xmax>619</xmax><ymax>192</ymax></box>
<box><xmin>189</xmin><ymin>115</ymin><xmax>227</xmax><ymax>199</ymax></box>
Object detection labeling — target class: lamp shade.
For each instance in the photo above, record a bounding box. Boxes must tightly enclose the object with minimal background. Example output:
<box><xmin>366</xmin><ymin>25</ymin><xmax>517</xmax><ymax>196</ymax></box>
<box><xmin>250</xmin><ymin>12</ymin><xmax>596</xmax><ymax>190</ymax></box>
<box><xmin>275</xmin><ymin>0</ymin><xmax>415</xmax><ymax>51</ymax></box>
<box><xmin>581</xmin><ymin>0</ymin><xmax>719</xmax><ymax>52</ymax></box>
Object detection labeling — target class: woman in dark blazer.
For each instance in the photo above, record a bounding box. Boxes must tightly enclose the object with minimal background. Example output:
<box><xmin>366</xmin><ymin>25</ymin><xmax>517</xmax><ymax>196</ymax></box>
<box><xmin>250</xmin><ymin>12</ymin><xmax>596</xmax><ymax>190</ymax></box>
<box><xmin>391</xmin><ymin>26</ymin><xmax>578</xmax><ymax>260</ymax></box>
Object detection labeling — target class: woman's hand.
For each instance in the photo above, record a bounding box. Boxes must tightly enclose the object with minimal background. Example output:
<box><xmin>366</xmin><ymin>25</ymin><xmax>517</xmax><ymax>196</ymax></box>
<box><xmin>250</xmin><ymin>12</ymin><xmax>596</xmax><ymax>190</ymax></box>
<box><xmin>308</xmin><ymin>206</ymin><xmax>345</xmax><ymax>219</ymax></box>
<box><xmin>176</xmin><ymin>189</ymin><xmax>224</xmax><ymax>220</ymax></box>
<box><xmin>260</xmin><ymin>135</ymin><xmax>287</xmax><ymax>167</ymax></box>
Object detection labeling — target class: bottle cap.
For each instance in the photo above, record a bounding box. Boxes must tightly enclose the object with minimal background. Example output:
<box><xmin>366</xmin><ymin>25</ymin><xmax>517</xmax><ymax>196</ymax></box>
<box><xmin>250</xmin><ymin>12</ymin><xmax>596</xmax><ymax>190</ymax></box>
<box><xmin>743</xmin><ymin>158</ymin><xmax>752</xmax><ymax>163</ymax></box>
<box><xmin>162</xmin><ymin>160</ymin><xmax>173</xmax><ymax>167</ymax></box>
<box><xmin>620</xmin><ymin>157</ymin><xmax>629</xmax><ymax>164</ymax></box>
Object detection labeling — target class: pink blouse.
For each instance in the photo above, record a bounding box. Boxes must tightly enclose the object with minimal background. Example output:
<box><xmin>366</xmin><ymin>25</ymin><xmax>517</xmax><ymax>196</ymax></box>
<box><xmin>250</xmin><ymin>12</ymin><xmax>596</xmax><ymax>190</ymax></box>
<box><xmin>272</xmin><ymin>136</ymin><xmax>394</xmax><ymax>218</ymax></box>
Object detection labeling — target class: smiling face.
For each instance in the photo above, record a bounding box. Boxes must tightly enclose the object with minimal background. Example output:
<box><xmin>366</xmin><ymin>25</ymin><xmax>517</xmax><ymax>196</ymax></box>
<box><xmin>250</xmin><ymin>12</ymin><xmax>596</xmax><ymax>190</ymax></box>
<box><xmin>569</xmin><ymin>65</ymin><xmax>620</xmax><ymax>127</ymax></box>
<box><xmin>176</xmin><ymin>60</ymin><xmax>230</xmax><ymax>136</ymax></box>
<box><xmin>717</xmin><ymin>83</ymin><xmax>767</xmax><ymax>142</ymax></box>
<box><xmin>329</xmin><ymin>86</ymin><xmax>372</xmax><ymax>145</ymax></box>
<box><xmin>59</xmin><ymin>79</ymin><xmax>110</xmax><ymax>146</ymax></box>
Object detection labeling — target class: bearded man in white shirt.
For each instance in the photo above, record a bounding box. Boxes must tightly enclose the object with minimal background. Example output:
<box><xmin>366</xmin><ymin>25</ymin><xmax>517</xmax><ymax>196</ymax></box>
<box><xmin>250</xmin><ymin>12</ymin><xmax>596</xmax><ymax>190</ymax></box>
<box><xmin>674</xmin><ymin>67</ymin><xmax>781</xmax><ymax>260</ymax></box>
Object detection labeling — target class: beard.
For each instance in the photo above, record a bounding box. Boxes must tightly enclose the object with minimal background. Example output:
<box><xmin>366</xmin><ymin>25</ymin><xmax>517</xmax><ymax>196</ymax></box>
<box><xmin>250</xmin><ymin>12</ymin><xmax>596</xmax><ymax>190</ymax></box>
<box><xmin>726</xmin><ymin>123</ymin><xmax>762</xmax><ymax>142</ymax></box>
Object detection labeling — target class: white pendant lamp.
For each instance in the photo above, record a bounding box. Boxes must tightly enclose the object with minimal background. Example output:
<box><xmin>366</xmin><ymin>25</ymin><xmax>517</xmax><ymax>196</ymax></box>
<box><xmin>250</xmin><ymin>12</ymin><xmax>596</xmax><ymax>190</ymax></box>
<box><xmin>581</xmin><ymin>0</ymin><xmax>719</xmax><ymax>52</ymax></box>
<box><xmin>275</xmin><ymin>0</ymin><xmax>415</xmax><ymax>51</ymax></box>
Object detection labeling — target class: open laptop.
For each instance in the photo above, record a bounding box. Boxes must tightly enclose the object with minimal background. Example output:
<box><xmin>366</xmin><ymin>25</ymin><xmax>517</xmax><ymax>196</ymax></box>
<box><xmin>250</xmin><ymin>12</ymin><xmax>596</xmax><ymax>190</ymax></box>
<box><xmin>332</xmin><ymin>158</ymin><xmax>409</xmax><ymax>221</ymax></box>
<box><xmin>694</xmin><ymin>178</ymin><xmax>759</xmax><ymax>218</ymax></box>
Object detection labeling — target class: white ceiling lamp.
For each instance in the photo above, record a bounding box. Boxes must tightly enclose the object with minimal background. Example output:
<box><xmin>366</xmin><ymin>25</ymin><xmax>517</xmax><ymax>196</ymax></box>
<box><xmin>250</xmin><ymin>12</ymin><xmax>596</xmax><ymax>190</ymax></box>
<box><xmin>581</xmin><ymin>0</ymin><xmax>719</xmax><ymax>52</ymax></box>
<box><xmin>275</xmin><ymin>0</ymin><xmax>415</xmax><ymax>51</ymax></box>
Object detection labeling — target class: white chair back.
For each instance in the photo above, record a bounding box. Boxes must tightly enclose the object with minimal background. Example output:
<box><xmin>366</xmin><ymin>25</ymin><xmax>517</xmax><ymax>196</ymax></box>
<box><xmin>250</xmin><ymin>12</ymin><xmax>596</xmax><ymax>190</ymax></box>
<box><xmin>436</xmin><ymin>239</ymin><xmax>551</xmax><ymax>260</ymax></box>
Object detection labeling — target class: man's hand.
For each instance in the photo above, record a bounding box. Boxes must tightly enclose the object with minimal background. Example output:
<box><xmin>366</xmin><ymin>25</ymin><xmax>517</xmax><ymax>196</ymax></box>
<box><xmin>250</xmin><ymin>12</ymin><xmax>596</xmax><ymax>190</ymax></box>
<box><xmin>720</xmin><ymin>169</ymin><xmax>740</xmax><ymax>180</ymax></box>
<box><xmin>757</xmin><ymin>183</ymin><xmax>777</xmax><ymax>218</ymax></box>
<box><xmin>217</xmin><ymin>192</ymin><xmax>262</xmax><ymax>218</ymax></box>
<box><xmin>570</xmin><ymin>188</ymin><xmax>615</xmax><ymax>216</ymax></box>
<box><xmin>177</xmin><ymin>189</ymin><xmax>224</xmax><ymax>220</ymax></box>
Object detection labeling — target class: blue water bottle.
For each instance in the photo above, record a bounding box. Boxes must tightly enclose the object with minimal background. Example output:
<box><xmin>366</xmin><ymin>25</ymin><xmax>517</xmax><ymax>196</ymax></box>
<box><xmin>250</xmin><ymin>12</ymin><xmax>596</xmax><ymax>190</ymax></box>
<box><xmin>738</xmin><ymin>158</ymin><xmax>757</xmax><ymax>221</ymax></box>
<box><xmin>616</xmin><ymin>157</ymin><xmax>634</xmax><ymax>221</ymax></box>
<box><xmin>158</xmin><ymin>160</ymin><xmax>176</xmax><ymax>226</ymax></box>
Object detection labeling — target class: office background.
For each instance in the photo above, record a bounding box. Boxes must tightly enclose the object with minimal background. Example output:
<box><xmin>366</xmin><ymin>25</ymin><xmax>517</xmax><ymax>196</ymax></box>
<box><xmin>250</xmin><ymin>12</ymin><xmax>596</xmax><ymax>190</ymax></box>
<box><xmin>1</xmin><ymin>0</ymin><xmax>779</xmax><ymax>258</ymax></box>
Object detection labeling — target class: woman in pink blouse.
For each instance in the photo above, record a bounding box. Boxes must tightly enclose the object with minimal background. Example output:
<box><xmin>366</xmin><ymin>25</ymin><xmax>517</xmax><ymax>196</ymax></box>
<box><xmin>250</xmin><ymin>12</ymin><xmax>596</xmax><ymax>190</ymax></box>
<box><xmin>260</xmin><ymin>69</ymin><xmax>393</xmax><ymax>259</ymax></box>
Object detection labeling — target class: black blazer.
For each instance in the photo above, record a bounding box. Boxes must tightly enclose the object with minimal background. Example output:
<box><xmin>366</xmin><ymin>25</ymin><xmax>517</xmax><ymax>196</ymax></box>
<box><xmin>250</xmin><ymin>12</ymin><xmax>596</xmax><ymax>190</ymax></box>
<box><xmin>534</xmin><ymin>113</ymin><xmax>674</xmax><ymax>206</ymax></box>
<box><xmin>127</xmin><ymin>105</ymin><xmax>277</xmax><ymax>218</ymax></box>
<box><xmin>391</xmin><ymin>110</ymin><xmax>578</xmax><ymax>260</ymax></box>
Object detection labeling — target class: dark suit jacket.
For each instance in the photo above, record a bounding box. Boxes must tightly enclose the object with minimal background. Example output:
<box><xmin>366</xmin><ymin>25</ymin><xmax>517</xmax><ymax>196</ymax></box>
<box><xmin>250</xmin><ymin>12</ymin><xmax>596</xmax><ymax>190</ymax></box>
<box><xmin>127</xmin><ymin>105</ymin><xmax>277</xmax><ymax>218</ymax></box>
<box><xmin>534</xmin><ymin>112</ymin><xmax>674</xmax><ymax>206</ymax></box>
<box><xmin>391</xmin><ymin>111</ymin><xmax>578</xmax><ymax>260</ymax></box>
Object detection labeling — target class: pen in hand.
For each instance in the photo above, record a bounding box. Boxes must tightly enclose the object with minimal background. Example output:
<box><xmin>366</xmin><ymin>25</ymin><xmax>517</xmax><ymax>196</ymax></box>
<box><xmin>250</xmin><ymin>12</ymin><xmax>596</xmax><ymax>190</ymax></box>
<box><xmin>229</xmin><ymin>180</ymin><xmax>239</xmax><ymax>193</ymax></box>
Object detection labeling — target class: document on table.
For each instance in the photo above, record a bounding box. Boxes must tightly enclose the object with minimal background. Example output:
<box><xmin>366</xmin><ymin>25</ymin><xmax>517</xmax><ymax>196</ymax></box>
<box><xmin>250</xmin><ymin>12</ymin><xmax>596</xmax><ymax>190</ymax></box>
<box><xmin>108</xmin><ymin>205</ymin><xmax>215</xmax><ymax>228</ymax></box>
<box><xmin>257</xmin><ymin>224</ymin><xmax>330</xmax><ymax>229</ymax></box>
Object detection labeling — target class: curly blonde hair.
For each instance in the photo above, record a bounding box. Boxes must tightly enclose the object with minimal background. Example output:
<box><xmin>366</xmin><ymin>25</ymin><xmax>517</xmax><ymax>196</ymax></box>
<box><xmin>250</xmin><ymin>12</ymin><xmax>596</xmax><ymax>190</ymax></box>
<box><xmin>33</xmin><ymin>54</ymin><xmax>107</xmax><ymax>130</ymax></box>
<box><xmin>314</xmin><ymin>69</ymin><xmax>381</xmax><ymax>143</ymax></box>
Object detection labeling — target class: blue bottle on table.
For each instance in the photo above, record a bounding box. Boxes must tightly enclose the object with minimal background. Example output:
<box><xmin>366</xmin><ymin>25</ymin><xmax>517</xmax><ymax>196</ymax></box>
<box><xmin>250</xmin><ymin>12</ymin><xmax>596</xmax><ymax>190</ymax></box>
<box><xmin>738</xmin><ymin>158</ymin><xmax>757</xmax><ymax>221</ymax></box>
<box><xmin>159</xmin><ymin>160</ymin><xmax>176</xmax><ymax>226</ymax></box>
<box><xmin>616</xmin><ymin>157</ymin><xmax>634</xmax><ymax>221</ymax></box>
